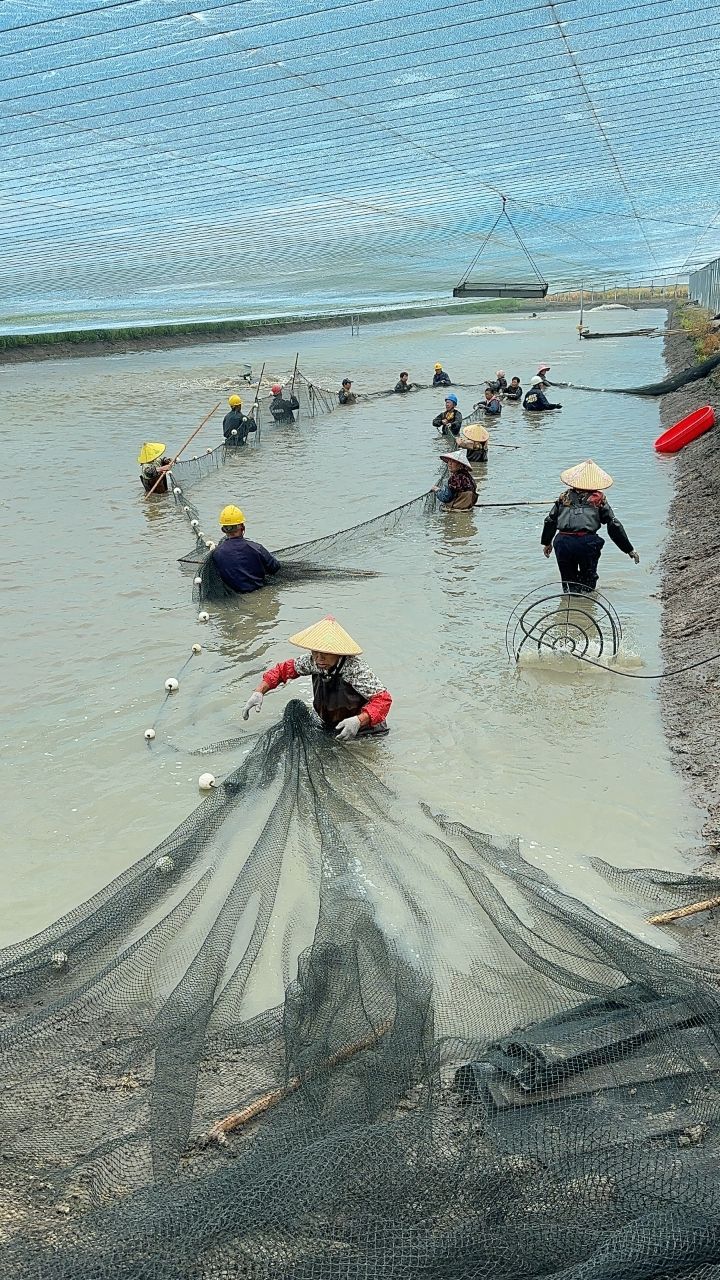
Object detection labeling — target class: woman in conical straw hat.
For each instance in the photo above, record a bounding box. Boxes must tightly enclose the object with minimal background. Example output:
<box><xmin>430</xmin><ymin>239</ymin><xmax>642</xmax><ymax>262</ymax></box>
<box><xmin>432</xmin><ymin>451</ymin><xmax>478</xmax><ymax>510</ymax></box>
<box><xmin>457</xmin><ymin>422</ymin><xmax>489</xmax><ymax>464</ymax></box>
<box><xmin>137</xmin><ymin>442</ymin><xmax>171</xmax><ymax>493</ymax></box>
<box><xmin>541</xmin><ymin>459</ymin><xmax>640</xmax><ymax>594</ymax></box>
<box><xmin>242</xmin><ymin>616</ymin><xmax>392</xmax><ymax>740</ymax></box>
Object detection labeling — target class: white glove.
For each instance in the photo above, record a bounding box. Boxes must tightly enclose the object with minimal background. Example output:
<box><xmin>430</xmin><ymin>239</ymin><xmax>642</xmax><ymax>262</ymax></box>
<box><xmin>242</xmin><ymin>691</ymin><xmax>263</xmax><ymax>721</ymax></box>
<box><xmin>630</xmin><ymin>550</ymin><xmax>640</xmax><ymax>564</ymax></box>
<box><xmin>335</xmin><ymin>715</ymin><xmax>361</xmax><ymax>741</ymax></box>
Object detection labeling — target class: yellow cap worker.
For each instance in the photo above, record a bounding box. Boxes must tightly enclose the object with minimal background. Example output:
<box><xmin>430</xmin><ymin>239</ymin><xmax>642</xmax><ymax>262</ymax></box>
<box><xmin>210</xmin><ymin>506</ymin><xmax>280</xmax><ymax>592</ymax></box>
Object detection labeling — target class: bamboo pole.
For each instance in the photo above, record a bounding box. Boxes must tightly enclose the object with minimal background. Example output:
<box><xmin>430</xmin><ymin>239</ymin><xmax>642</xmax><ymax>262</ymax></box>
<box><xmin>251</xmin><ymin>360</ymin><xmax>266</xmax><ymax>444</ymax></box>
<box><xmin>648</xmin><ymin>896</ymin><xmax>720</xmax><ymax>926</ymax></box>
<box><xmin>200</xmin><ymin>1020</ymin><xmax>392</xmax><ymax>1146</ymax></box>
<box><xmin>144</xmin><ymin>401</ymin><xmax>221</xmax><ymax>498</ymax></box>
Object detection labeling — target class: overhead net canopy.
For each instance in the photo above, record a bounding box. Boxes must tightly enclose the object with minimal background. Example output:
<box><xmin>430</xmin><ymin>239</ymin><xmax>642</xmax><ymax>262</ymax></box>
<box><xmin>3</xmin><ymin>700</ymin><xmax>720</xmax><ymax>1277</ymax></box>
<box><xmin>1</xmin><ymin>0</ymin><xmax>716</xmax><ymax>328</ymax></box>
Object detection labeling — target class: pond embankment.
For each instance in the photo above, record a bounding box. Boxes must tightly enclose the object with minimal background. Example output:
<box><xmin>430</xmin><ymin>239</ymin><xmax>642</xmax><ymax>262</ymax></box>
<box><xmin>660</xmin><ymin>308</ymin><xmax>720</xmax><ymax>893</ymax></box>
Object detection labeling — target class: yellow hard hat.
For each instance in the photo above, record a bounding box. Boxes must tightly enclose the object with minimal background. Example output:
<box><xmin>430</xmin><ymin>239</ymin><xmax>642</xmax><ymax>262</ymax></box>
<box><xmin>228</xmin><ymin>394</ymin><xmax>242</xmax><ymax>407</ymax></box>
<box><xmin>137</xmin><ymin>442</ymin><xmax>166</xmax><ymax>464</ymax></box>
<box><xmin>219</xmin><ymin>505</ymin><xmax>245</xmax><ymax>527</ymax></box>
<box><xmin>434</xmin><ymin>363</ymin><xmax>443</xmax><ymax>370</ymax></box>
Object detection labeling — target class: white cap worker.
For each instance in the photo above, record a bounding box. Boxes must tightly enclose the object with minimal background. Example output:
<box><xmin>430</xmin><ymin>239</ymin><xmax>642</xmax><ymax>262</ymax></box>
<box><xmin>211</xmin><ymin>506</ymin><xmax>280</xmax><ymax>593</ymax></box>
<box><xmin>522</xmin><ymin>376</ymin><xmax>562</xmax><ymax>412</ymax></box>
<box><xmin>541</xmin><ymin>460</ymin><xmax>640</xmax><ymax>593</ymax></box>
<box><xmin>242</xmin><ymin>615</ymin><xmax>392</xmax><ymax>740</ymax></box>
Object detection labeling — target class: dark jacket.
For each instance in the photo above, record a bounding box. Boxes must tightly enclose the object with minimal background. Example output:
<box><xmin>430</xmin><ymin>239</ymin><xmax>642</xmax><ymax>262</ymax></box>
<box><xmin>338</xmin><ymin>387</ymin><xmax>357</xmax><ymax>404</ymax></box>
<box><xmin>465</xmin><ymin>443</ymin><xmax>488</xmax><ymax>463</ymax></box>
<box><xmin>140</xmin><ymin>458</ymin><xmax>171</xmax><ymax>493</ymax></box>
<box><xmin>433</xmin><ymin>408</ymin><xmax>463</xmax><ymax>436</ymax></box>
<box><xmin>483</xmin><ymin>396</ymin><xmax>502</xmax><ymax>416</ymax></box>
<box><xmin>394</xmin><ymin>380</ymin><xmax>413</xmax><ymax>393</ymax></box>
<box><xmin>222</xmin><ymin>409</ymin><xmax>256</xmax><ymax>444</ymax></box>
<box><xmin>541</xmin><ymin>490</ymin><xmax>633</xmax><ymax>554</ymax></box>
<box><xmin>433</xmin><ymin>371</ymin><xmax>452</xmax><ymax>387</ymax></box>
<box><xmin>505</xmin><ymin>384</ymin><xmax>523</xmax><ymax>401</ymax></box>
<box><xmin>269</xmin><ymin>393</ymin><xmax>300</xmax><ymax>422</ymax></box>
<box><xmin>487</xmin><ymin>377</ymin><xmax>507</xmax><ymax>393</ymax></box>
<box><xmin>211</xmin><ymin>536</ymin><xmax>280</xmax><ymax>593</ymax></box>
<box><xmin>523</xmin><ymin>387</ymin><xmax>561</xmax><ymax>411</ymax></box>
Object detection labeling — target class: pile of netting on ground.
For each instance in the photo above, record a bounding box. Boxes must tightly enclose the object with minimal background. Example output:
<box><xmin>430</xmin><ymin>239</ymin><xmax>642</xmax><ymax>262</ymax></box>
<box><xmin>189</xmin><ymin>490</ymin><xmax>437</xmax><ymax>596</ymax></box>
<box><xmin>4</xmin><ymin>700</ymin><xmax>720</xmax><ymax>1276</ymax></box>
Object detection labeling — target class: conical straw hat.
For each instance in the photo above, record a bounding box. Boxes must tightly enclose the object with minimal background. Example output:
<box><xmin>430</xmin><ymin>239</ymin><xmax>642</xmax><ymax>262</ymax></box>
<box><xmin>137</xmin><ymin>442</ymin><xmax>166</xmax><ymax>464</ymax></box>
<box><xmin>559</xmin><ymin>459</ymin><xmax>613</xmax><ymax>490</ymax></box>
<box><xmin>439</xmin><ymin>450</ymin><xmax>472</xmax><ymax>468</ymax></box>
<box><xmin>460</xmin><ymin>423</ymin><xmax>489</xmax><ymax>444</ymax></box>
<box><xmin>288</xmin><ymin>615</ymin><xmax>363</xmax><ymax>656</ymax></box>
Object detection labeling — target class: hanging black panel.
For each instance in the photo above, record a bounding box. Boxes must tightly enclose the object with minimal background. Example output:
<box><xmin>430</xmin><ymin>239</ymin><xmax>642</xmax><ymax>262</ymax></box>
<box><xmin>453</xmin><ymin>282</ymin><xmax>549</xmax><ymax>299</ymax></box>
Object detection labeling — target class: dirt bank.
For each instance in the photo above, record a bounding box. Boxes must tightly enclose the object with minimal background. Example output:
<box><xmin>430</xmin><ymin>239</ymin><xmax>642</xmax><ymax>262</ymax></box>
<box><xmin>660</xmin><ymin>308</ymin><xmax>720</xmax><ymax>875</ymax></box>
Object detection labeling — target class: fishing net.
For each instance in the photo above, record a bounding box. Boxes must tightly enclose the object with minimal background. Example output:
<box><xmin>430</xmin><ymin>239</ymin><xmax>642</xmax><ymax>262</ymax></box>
<box><xmin>191</xmin><ymin>490</ymin><xmax>437</xmax><ymax>599</ymax></box>
<box><xmin>551</xmin><ymin>349</ymin><xmax>720</xmax><ymax>396</ymax></box>
<box><xmin>3</xmin><ymin>699</ymin><xmax>720</xmax><ymax>1277</ymax></box>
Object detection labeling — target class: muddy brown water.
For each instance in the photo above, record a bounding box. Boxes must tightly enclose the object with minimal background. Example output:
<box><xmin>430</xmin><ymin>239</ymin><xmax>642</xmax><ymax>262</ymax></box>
<box><xmin>0</xmin><ymin>307</ymin><xmax>701</xmax><ymax>948</ymax></box>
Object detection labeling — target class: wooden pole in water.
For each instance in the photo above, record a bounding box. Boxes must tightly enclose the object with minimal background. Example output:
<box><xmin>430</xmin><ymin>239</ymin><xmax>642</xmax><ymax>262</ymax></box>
<box><xmin>144</xmin><ymin>401</ymin><xmax>221</xmax><ymax>498</ymax></box>
<box><xmin>579</xmin><ymin>280</ymin><xmax>584</xmax><ymax>338</ymax></box>
<box><xmin>251</xmin><ymin>360</ymin><xmax>266</xmax><ymax>443</ymax></box>
<box><xmin>290</xmin><ymin>351</ymin><xmax>300</xmax><ymax>420</ymax></box>
<box><xmin>648</xmin><ymin>896</ymin><xmax>720</xmax><ymax>926</ymax></box>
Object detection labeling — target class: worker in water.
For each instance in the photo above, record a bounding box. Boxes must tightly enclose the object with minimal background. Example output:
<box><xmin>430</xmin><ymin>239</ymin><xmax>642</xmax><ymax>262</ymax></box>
<box><xmin>338</xmin><ymin>379</ymin><xmax>357</xmax><ymax>405</ymax></box>
<box><xmin>211</xmin><ymin>505</ymin><xmax>280</xmax><ymax>593</ymax></box>
<box><xmin>537</xmin><ymin>363</ymin><xmax>551</xmax><ymax>386</ymax></box>
<box><xmin>394</xmin><ymin>371</ymin><xmax>413</xmax><ymax>393</ymax></box>
<box><xmin>523</xmin><ymin>376</ymin><xmax>562</xmax><ymax>412</ymax></box>
<box><xmin>487</xmin><ymin>369</ymin><xmax>508</xmax><ymax>394</ymax></box>
<box><xmin>541</xmin><ymin>460</ymin><xmax>640</xmax><ymax>593</ymax></box>
<box><xmin>457</xmin><ymin>422</ymin><xmax>489</xmax><ymax>463</ymax></box>
<box><xmin>138</xmin><ymin>442</ymin><xmax>171</xmax><ymax>493</ymax></box>
<box><xmin>269</xmin><ymin>383</ymin><xmax>300</xmax><ymax>423</ymax></box>
<box><xmin>223</xmin><ymin>395</ymin><xmax>257</xmax><ymax>446</ymax></box>
<box><xmin>505</xmin><ymin>376</ymin><xmax>523</xmax><ymax>402</ymax></box>
<box><xmin>482</xmin><ymin>387</ymin><xmax>502</xmax><ymax>416</ymax></box>
<box><xmin>432</xmin><ymin>450</ymin><xmax>478</xmax><ymax>510</ymax></box>
<box><xmin>432</xmin><ymin>363</ymin><xmax>452</xmax><ymax>387</ymax></box>
<box><xmin>433</xmin><ymin>393</ymin><xmax>463</xmax><ymax>438</ymax></box>
<box><xmin>242</xmin><ymin>615</ymin><xmax>392</xmax><ymax>739</ymax></box>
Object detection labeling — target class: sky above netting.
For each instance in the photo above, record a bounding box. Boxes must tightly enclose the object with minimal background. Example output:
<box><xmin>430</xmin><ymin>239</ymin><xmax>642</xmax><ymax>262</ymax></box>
<box><xmin>1</xmin><ymin>0</ymin><xmax>719</xmax><ymax>323</ymax></box>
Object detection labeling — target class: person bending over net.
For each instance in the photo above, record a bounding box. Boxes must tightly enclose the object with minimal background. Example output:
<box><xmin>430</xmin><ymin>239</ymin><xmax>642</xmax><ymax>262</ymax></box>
<box><xmin>480</xmin><ymin>387</ymin><xmax>502</xmax><ymax>416</ymax></box>
<box><xmin>137</xmin><ymin>441</ymin><xmax>171</xmax><ymax>493</ymax></box>
<box><xmin>223</xmin><ymin>395</ymin><xmax>257</xmax><ymax>446</ymax></box>
<box><xmin>457</xmin><ymin>422</ymin><xmax>489</xmax><ymax>463</ymax></box>
<box><xmin>505</xmin><ymin>375</ymin><xmax>523</xmax><ymax>402</ymax></box>
<box><xmin>242</xmin><ymin>615</ymin><xmax>391</xmax><ymax>740</ymax></box>
<box><xmin>541</xmin><ymin>460</ymin><xmax>640</xmax><ymax>593</ymax></box>
<box><xmin>211</xmin><ymin>506</ymin><xmax>280</xmax><ymax>593</ymax></box>
<box><xmin>432</xmin><ymin>450</ymin><xmax>478</xmax><ymax>510</ymax></box>
<box><xmin>394</xmin><ymin>371</ymin><xmax>413</xmax><ymax>393</ymax></box>
<box><xmin>338</xmin><ymin>379</ymin><xmax>357</xmax><ymax>405</ymax></box>
<box><xmin>433</xmin><ymin>362</ymin><xmax>452</xmax><ymax>387</ymax></box>
<box><xmin>433</xmin><ymin>393</ymin><xmax>463</xmax><ymax>438</ymax></box>
<box><xmin>487</xmin><ymin>369</ymin><xmax>508</xmax><ymax>394</ymax></box>
<box><xmin>269</xmin><ymin>384</ymin><xmax>300</xmax><ymax>423</ymax></box>
<box><xmin>523</xmin><ymin>376</ymin><xmax>562</xmax><ymax>412</ymax></box>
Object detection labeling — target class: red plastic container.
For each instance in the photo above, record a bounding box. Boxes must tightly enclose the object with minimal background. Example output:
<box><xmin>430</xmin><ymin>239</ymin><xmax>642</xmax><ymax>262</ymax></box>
<box><xmin>654</xmin><ymin>405</ymin><xmax>715</xmax><ymax>454</ymax></box>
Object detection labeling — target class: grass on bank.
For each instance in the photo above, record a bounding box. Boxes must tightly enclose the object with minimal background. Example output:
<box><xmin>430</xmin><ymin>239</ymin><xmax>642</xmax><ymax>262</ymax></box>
<box><xmin>0</xmin><ymin>298</ymin><xmax>538</xmax><ymax>351</ymax></box>
<box><xmin>677</xmin><ymin>304</ymin><xmax>720</xmax><ymax>359</ymax></box>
